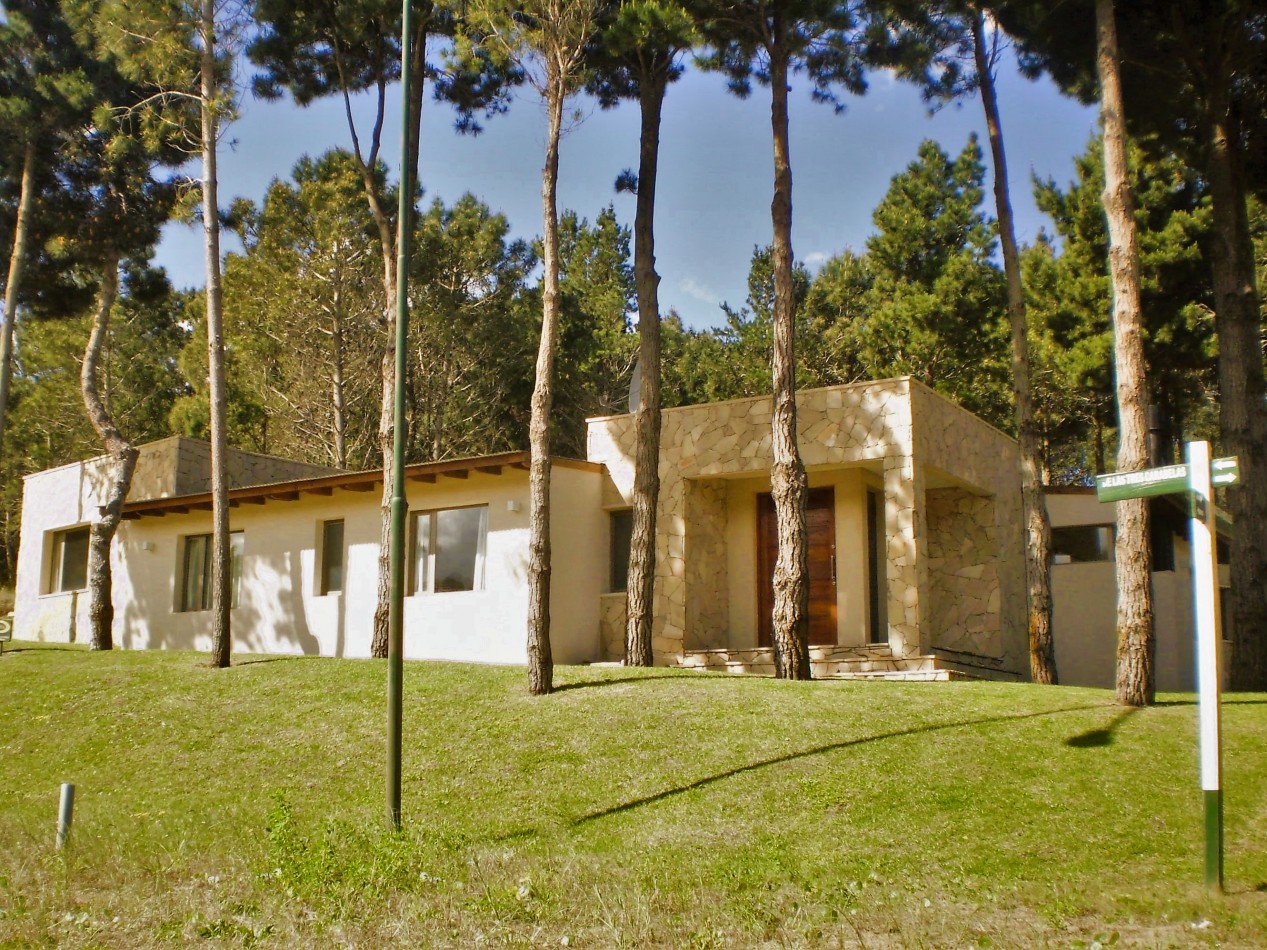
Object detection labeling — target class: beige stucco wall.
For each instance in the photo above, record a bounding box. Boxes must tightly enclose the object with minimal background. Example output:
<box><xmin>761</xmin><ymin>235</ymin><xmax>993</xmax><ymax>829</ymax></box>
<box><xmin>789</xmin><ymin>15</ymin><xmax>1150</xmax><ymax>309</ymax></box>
<box><xmin>17</xmin><ymin>457</ymin><xmax>605</xmax><ymax>665</ymax></box>
<box><xmin>1048</xmin><ymin>489</ymin><xmax>1231</xmax><ymax>691</ymax></box>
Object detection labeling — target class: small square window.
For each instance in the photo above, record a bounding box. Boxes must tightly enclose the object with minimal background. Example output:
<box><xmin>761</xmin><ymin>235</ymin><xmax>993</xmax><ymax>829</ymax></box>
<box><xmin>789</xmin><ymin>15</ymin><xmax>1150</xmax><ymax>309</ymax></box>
<box><xmin>179</xmin><ymin>531</ymin><xmax>244</xmax><ymax>611</ymax></box>
<box><xmin>320</xmin><ymin>519</ymin><xmax>344</xmax><ymax>594</ymax></box>
<box><xmin>410</xmin><ymin>506</ymin><xmax>487</xmax><ymax>594</ymax></box>
<box><xmin>1051</xmin><ymin>525</ymin><xmax>1114</xmax><ymax>564</ymax></box>
<box><xmin>48</xmin><ymin>526</ymin><xmax>90</xmax><ymax>593</ymax></box>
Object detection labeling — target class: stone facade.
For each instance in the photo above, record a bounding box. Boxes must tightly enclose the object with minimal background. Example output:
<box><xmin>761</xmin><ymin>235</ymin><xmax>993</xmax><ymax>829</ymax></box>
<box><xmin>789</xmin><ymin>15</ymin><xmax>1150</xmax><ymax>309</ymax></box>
<box><xmin>926</xmin><ymin>488</ymin><xmax>1001</xmax><ymax>658</ymax></box>
<box><xmin>588</xmin><ymin>378</ymin><xmax>1026</xmax><ymax>677</ymax></box>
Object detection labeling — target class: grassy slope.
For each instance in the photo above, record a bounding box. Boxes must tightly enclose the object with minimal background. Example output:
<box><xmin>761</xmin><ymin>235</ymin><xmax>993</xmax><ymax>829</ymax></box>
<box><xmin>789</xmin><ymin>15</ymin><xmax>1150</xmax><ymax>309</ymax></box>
<box><xmin>2</xmin><ymin>643</ymin><xmax>1266</xmax><ymax>948</ymax></box>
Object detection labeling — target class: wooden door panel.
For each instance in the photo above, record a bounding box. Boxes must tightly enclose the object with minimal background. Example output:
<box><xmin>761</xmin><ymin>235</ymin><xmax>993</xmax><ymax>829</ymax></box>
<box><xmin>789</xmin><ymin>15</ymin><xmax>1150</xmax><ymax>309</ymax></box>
<box><xmin>758</xmin><ymin>487</ymin><xmax>837</xmax><ymax>647</ymax></box>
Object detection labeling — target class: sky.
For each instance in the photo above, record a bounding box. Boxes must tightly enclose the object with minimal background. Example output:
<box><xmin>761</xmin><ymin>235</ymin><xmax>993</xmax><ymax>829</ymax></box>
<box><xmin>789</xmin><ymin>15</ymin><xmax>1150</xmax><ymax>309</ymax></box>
<box><xmin>154</xmin><ymin>51</ymin><xmax>1100</xmax><ymax>332</ymax></box>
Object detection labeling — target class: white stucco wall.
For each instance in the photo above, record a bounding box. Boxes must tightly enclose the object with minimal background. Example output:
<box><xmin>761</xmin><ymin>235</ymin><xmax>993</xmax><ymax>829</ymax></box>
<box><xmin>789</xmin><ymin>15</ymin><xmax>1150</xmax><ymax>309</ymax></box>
<box><xmin>17</xmin><ymin>457</ymin><xmax>606</xmax><ymax>666</ymax></box>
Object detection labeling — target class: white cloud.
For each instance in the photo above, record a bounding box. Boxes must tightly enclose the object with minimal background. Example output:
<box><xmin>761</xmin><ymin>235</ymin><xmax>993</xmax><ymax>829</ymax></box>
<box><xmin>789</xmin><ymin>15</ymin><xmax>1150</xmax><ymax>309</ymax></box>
<box><xmin>679</xmin><ymin>277</ymin><xmax>720</xmax><ymax>306</ymax></box>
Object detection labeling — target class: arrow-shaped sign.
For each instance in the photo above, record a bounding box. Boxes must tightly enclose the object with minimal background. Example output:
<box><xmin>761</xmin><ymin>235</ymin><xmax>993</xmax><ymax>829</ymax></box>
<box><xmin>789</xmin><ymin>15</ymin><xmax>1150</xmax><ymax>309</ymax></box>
<box><xmin>1212</xmin><ymin>456</ymin><xmax>1240</xmax><ymax>487</ymax></box>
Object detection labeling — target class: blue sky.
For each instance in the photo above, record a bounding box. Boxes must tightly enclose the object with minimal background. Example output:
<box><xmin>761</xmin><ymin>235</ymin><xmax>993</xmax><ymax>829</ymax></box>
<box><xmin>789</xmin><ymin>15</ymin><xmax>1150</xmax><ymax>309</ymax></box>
<box><xmin>155</xmin><ymin>52</ymin><xmax>1099</xmax><ymax>331</ymax></box>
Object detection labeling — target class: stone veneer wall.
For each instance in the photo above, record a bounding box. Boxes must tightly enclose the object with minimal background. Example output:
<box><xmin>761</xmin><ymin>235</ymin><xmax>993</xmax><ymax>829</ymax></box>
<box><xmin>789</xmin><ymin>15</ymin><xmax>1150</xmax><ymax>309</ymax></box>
<box><xmin>125</xmin><ymin>436</ymin><xmax>339</xmax><ymax>503</ymax></box>
<box><xmin>598</xmin><ymin>592</ymin><xmax>626</xmax><ymax>662</ymax></box>
<box><xmin>685</xmin><ymin>479</ymin><xmax>728</xmax><ymax>650</ymax></box>
<box><xmin>925</xmin><ymin>488</ymin><xmax>1001</xmax><ymax>657</ymax></box>
<box><xmin>588</xmin><ymin>379</ymin><xmax>918</xmax><ymax>665</ymax></box>
<box><xmin>910</xmin><ymin>385</ymin><xmax>1025</xmax><ymax>673</ymax></box>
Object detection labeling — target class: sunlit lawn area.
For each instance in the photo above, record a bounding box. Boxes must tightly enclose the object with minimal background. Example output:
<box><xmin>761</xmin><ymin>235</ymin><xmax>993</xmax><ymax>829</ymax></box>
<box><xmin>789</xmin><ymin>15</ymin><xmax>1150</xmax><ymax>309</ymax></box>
<box><xmin>2</xmin><ymin>641</ymin><xmax>1266</xmax><ymax>948</ymax></box>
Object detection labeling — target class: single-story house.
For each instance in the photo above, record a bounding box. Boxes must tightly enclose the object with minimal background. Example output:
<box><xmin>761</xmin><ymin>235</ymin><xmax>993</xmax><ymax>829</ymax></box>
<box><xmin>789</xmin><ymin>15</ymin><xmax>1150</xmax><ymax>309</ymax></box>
<box><xmin>16</xmin><ymin>378</ymin><xmax>1033</xmax><ymax>680</ymax></box>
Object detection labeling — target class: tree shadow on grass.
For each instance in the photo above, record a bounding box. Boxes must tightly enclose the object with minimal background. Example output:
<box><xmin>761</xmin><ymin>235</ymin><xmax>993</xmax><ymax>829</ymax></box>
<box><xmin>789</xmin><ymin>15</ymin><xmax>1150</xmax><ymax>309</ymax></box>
<box><xmin>1064</xmin><ymin>707</ymin><xmax>1140</xmax><ymax>748</ymax></box>
<box><xmin>554</xmin><ymin>673</ymin><xmax>739</xmax><ymax>692</ymax></box>
<box><xmin>234</xmin><ymin>655</ymin><xmax>324</xmax><ymax>667</ymax></box>
<box><xmin>486</xmin><ymin>703</ymin><xmax>1109</xmax><ymax>840</ymax></box>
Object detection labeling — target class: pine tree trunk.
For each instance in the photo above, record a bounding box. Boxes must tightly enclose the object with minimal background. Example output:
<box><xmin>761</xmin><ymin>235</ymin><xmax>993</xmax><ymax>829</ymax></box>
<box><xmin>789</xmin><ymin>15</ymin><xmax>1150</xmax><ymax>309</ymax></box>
<box><xmin>973</xmin><ymin>15</ymin><xmax>1057</xmax><ymax>685</ymax></box>
<box><xmin>0</xmin><ymin>138</ymin><xmax>36</xmax><ymax>458</ymax></box>
<box><xmin>625</xmin><ymin>69</ymin><xmax>668</xmax><ymax>669</ymax></box>
<box><xmin>527</xmin><ymin>75</ymin><xmax>565</xmax><ymax>696</ymax></box>
<box><xmin>202</xmin><ymin>0</ymin><xmax>232</xmax><ymax>669</ymax></box>
<box><xmin>767</xmin><ymin>40</ymin><xmax>811</xmax><ymax>681</ymax></box>
<box><xmin>332</xmin><ymin>285</ymin><xmax>348</xmax><ymax>469</ymax></box>
<box><xmin>1202</xmin><ymin>83</ymin><xmax>1267</xmax><ymax>691</ymax></box>
<box><xmin>1097</xmin><ymin>0</ymin><xmax>1153</xmax><ymax>706</ymax></box>
<box><xmin>372</xmin><ymin>347</ymin><xmax>394</xmax><ymax>659</ymax></box>
<box><xmin>80</xmin><ymin>259</ymin><xmax>139</xmax><ymax>652</ymax></box>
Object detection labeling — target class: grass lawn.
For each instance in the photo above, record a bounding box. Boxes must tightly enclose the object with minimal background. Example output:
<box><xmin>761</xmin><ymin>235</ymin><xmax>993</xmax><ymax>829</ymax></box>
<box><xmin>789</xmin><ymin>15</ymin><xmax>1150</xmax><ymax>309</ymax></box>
<box><xmin>2</xmin><ymin>643</ymin><xmax>1266</xmax><ymax>948</ymax></box>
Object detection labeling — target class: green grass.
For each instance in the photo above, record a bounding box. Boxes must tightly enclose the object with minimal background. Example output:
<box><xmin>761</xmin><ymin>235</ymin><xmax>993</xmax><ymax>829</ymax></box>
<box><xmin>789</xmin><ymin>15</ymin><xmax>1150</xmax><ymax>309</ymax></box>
<box><xmin>3</xmin><ymin>642</ymin><xmax>1267</xmax><ymax>948</ymax></box>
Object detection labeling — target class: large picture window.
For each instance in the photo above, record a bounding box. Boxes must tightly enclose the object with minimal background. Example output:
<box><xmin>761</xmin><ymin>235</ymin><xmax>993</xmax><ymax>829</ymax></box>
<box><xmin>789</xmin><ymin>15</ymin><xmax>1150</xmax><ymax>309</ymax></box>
<box><xmin>49</xmin><ymin>526</ymin><xmax>90</xmax><ymax>593</ymax></box>
<box><xmin>410</xmin><ymin>506</ymin><xmax>487</xmax><ymax>594</ymax></box>
<box><xmin>180</xmin><ymin>531</ymin><xmax>244</xmax><ymax>611</ymax></box>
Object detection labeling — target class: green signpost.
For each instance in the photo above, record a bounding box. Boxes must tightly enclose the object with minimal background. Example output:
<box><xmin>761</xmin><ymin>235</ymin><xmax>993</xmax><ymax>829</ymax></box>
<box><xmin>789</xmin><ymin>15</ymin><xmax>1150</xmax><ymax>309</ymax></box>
<box><xmin>1096</xmin><ymin>444</ymin><xmax>1238</xmax><ymax>891</ymax></box>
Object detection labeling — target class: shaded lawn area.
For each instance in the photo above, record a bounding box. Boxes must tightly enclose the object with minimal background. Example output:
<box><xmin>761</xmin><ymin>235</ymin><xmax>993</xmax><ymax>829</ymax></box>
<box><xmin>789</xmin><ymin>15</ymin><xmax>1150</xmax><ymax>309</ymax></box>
<box><xmin>2</xmin><ymin>642</ymin><xmax>1266</xmax><ymax>948</ymax></box>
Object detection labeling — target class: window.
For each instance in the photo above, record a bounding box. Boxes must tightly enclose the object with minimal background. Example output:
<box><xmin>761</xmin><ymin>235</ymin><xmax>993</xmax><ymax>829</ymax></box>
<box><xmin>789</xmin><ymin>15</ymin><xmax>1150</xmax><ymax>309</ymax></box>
<box><xmin>1051</xmin><ymin>525</ymin><xmax>1114</xmax><ymax>564</ymax></box>
<box><xmin>320</xmin><ymin>519</ymin><xmax>344</xmax><ymax>594</ymax></box>
<box><xmin>49</xmin><ymin>526</ymin><xmax>90</xmax><ymax>593</ymax></box>
<box><xmin>179</xmin><ymin>531</ymin><xmax>244</xmax><ymax>611</ymax></box>
<box><xmin>609</xmin><ymin>509</ymin><xmax>632</xmax><ymax>593</ymax></box>
<box><xmin>410</xmin><ymin>506</ymin><xmax>487</xmax><ymax>594</ymax></box>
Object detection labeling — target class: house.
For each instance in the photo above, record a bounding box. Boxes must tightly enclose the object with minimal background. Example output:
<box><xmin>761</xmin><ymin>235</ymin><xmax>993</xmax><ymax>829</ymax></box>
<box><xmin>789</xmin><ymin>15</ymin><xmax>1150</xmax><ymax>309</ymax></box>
<box><xmin>1048</xmin><ymin>487</ymin><xmax>1233</xmax><ymax>691</ymax></box>
<box><xmin>14</xmin><ymin>379</ymin><xmax>1030</xmax><ymax>679</ymax></box>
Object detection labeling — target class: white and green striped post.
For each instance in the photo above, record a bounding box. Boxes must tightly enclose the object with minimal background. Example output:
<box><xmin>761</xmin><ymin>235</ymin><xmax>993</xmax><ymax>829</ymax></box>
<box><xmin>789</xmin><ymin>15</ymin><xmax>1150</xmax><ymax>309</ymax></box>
<box><xmin>1186</xmin><ymin>439</ymin><xmax>1223</xmax><ymax>891</ymax></box>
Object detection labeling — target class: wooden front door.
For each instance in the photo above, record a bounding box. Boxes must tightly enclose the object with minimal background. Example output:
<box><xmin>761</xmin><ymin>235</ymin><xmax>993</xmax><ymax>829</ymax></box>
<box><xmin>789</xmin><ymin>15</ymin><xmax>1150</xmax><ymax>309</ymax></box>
<box><xmin>757</xmin><ymin>487</ymin><xmax>837</xmax><ymax>647</ymax></box>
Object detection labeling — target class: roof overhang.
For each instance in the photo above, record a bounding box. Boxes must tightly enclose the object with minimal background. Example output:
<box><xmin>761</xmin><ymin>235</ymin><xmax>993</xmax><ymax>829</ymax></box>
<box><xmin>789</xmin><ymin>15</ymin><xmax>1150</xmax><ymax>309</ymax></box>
<box><xmin>121</xmin><ymin>451</ymin><xmax>602</xmax><ymax>521</ymax></box>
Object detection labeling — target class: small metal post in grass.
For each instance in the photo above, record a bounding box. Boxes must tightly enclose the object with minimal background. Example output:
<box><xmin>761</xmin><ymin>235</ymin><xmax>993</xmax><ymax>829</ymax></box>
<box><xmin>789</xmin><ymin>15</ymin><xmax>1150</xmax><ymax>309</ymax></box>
<box><xmin>56</xmin><ymin>783</ymin><xmax>75</xmax><ymax>850</ymax></box>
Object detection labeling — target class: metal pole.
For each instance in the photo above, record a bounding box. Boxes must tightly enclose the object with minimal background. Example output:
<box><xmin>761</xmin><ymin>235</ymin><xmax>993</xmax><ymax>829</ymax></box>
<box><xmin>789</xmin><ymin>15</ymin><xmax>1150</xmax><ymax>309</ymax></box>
<box><xmin>56</xmin><ymin>783</ymin><xmax>75</xmax><ymax>850</ymax></box>
<box><xmin>386</xmin><ymin>0</ymin><xmax>414</xmax><ymax>832</ymax></box>
<box><xmin>1186</xmin><ymin>440</ymin><xmax>1224</xmax><ymax>890</ymax></box>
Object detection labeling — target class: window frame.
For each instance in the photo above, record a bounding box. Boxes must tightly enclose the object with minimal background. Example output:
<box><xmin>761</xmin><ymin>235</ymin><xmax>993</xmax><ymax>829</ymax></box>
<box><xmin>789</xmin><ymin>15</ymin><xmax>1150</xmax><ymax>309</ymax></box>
<box><xmin>319</xmin><ymin>519</ymin><xmax>345</xmax><ymax>595</ymax></box>
<box><xmin>47</xmin><ymin>525</ymin><xmax>91</xmax><ymax>594</ymax></box>
<box><xmin>409</xmin><ymin>504</ymin><xmax>488</xmax><ymax>595</ymax></box>
<box><xmin>609</xmin><ymin>508</ymin><xmax>633</xmax><ymax>594</ymax></box>
<box><xmin>1051</xmin><ymin>524</ymin><xmax>1115</xmax><ymax>564</ymax></box>
<box><xmin>178</xmin><ymin>531</ymin><xmax>244</xmax><ymax>612</ymax></box>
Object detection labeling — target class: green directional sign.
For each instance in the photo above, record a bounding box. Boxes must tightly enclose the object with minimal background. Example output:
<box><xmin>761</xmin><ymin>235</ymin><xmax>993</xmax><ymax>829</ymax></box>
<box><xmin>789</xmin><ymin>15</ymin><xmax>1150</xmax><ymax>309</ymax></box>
<box><xmin>1095</xmin><ymin>463</ymin><xmax>1189</xmax><ymax>502</ymax></box>
<box><xmin>1212</xmin><ymin>456</ymin><xmax>1240</xmax><ymax>487</ymax></box>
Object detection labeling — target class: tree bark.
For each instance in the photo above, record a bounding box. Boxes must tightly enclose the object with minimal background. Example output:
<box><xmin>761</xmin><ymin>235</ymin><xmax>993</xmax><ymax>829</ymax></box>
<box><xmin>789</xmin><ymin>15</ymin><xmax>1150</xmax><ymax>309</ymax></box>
<box><xmin>202</xmin><ymin>0</ymin><xmax>232</xmax><ymax>669</ymax></box>
<box><xmin>0</xmin><ymin>138</ymin><xmax>37</xmax><ymax>459</ymax></box>
<box><xmin>1097</xmin><ymin>0</ymin><xmax>1153</xmax><ymax>706</ymax></box>
<box><xmin>80</xmin><ymin>259</ymin><xmax>140</xmax><ymax>652</ymax></box>
<box><xmin>972</xmin><ymin>14</ymin><xmax>1057</xmax><ymax>685</ymax></box>
<box><xmin>1197</xmin><ymin>58</ymin><xmax>1267</xmax><ymax>691</ymax></box>
<box><xmin>527</xmin><ymin>72</ymin><xmax>565</xmax><ymax>697</ymax></box>
<box><xmin>624</xmin><ymin>66</ymin><xmax>669</xmax><ymax>668</ymax></box>
<box><xmin>331</xmin><ymin>283</ymin><xmax>348</xmax><ymax>469</ymax></box>
<box><xmin>767</xmin><ymin>38</ymin><xmax>811</xmax><ymax>681</ymax></box>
